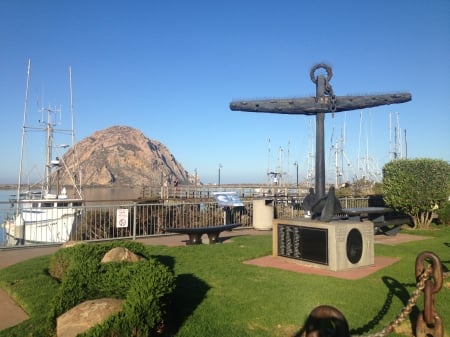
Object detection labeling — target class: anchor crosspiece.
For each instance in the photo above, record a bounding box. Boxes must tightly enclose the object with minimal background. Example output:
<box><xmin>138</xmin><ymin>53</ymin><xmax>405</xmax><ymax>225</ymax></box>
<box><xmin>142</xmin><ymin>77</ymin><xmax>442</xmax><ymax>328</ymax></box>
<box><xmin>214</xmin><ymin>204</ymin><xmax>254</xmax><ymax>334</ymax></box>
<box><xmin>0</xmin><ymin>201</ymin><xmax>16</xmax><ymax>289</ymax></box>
<box><xmin>230</xmin><ymin>63</ymin><xmax>411</xmax><ymax>198</ymax></box>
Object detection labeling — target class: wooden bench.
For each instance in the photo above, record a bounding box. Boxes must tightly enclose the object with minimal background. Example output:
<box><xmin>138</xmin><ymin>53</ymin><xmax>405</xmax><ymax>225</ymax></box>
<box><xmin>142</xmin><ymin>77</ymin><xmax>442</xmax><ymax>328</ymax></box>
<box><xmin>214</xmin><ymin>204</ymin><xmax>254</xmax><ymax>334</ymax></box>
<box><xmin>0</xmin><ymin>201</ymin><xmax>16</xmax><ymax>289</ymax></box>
<box><xmin>164</xmin><ymin>223</ymin><xmax>242</xmax><ymax>245</ymax></box>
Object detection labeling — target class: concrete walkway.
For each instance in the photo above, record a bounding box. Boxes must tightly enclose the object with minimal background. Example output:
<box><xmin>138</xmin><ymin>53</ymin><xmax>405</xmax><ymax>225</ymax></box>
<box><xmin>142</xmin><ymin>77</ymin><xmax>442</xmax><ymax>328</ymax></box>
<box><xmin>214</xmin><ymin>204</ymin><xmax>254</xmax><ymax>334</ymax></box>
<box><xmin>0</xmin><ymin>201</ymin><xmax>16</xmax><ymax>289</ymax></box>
<box><xmin>0</xmin><ymin>228</ymin><xmax>269</xmax><ymax>331</ymax></box>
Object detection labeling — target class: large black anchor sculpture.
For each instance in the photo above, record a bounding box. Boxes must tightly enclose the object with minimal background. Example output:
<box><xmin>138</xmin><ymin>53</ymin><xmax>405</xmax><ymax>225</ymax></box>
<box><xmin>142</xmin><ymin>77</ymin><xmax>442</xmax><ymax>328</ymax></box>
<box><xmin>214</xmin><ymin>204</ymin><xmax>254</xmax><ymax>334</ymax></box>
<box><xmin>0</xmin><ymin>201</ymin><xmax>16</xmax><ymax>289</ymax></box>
<box><xmin>231</xmin><ymin>63</ymin><xmax>411</xmax><ymax>223</ymax></box>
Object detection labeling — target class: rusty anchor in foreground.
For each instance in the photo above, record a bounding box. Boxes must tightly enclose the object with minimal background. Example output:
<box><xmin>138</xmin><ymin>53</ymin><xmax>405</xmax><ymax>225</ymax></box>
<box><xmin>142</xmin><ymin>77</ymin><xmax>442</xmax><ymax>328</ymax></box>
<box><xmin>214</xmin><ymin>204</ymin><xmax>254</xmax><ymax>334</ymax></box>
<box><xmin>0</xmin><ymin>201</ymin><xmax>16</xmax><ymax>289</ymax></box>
<box><xmin>303</xmin><ymin>251</ymin><xmax>445</xmax><ymax>337</ymax></box>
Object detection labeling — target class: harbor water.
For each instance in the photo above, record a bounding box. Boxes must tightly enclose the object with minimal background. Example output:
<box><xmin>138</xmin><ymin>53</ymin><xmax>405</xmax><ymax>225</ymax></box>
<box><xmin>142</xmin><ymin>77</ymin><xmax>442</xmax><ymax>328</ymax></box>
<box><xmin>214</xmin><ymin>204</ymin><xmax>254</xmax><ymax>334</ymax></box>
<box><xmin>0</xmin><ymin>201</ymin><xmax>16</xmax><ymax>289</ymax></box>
<box><xmin>0</xmin><ymin>189</ymin><xmax>16</xmax><ymax>243</ymax></box>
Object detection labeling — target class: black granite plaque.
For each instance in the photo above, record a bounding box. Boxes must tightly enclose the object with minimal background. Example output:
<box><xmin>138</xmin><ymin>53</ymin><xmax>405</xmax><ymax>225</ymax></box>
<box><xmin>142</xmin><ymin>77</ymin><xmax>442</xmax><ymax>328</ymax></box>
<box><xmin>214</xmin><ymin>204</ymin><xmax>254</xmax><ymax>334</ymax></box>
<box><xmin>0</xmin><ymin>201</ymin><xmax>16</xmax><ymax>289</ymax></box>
<box><xmin>277</xmin><ymin>224</ymin><xmax>328</xmax><ymax>265</ymax></box>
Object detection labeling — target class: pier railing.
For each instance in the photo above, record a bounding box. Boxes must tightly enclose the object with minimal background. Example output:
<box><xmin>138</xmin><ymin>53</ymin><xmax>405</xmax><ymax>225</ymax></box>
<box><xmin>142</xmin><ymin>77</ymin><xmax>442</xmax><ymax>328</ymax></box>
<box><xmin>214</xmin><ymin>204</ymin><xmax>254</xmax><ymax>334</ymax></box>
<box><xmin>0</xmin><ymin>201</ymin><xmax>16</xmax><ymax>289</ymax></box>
<box><xmin>0</xmin><ymin>196</ymin><xmax>381</xmax><ymax>248</ymax></box>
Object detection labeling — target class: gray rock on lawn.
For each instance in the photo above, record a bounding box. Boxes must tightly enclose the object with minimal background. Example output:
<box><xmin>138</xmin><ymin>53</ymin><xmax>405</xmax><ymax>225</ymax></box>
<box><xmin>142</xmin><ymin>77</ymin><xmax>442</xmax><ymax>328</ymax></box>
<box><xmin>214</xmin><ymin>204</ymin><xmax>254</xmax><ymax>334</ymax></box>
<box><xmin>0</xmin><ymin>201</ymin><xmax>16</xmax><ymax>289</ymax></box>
<box><xmin>56</xmin><ymin>298</ymin><xmax>123</xmax><ymax>337</ymax></box>
<box><xmin>101</xmin><ymin>247</ymin><xmax>145</xmax><ymax>263</ymax></box>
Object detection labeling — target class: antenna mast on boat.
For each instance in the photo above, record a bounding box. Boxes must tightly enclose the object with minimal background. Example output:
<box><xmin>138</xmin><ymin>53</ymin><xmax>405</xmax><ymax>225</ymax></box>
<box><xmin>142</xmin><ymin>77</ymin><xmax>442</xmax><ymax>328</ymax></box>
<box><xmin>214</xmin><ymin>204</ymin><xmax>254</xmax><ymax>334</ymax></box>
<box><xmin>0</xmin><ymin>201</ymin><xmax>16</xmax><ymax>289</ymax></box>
<box><xmin>287</xmin><ymin>140</ymin><xmax>290</xmax><ymax>185</ymax></box>
<box><xmin>404</xmin><ymin>128</ymin><xmax>408</xmax><ymax>158</ymax></box>
<box><xmin>389</xmin><ymin>112</ymin><xmax>403</xmax><ymax>160</ymax></box>
<box><xmin>357</xmin><ymin>111</ymin><xmax>362</xmax><ymax>176</ymax></box>
<box><xmin>267</xmin><ymin>138</ymin><xmax>271</xmax><ymax>184</ymax></box>
<box><xmin>277</xmin><ymin>146</ymin><xmax>283</xmax><ymax>185</ymax></box>
<box><xmin>68</xmin><ymin>66</ymin><xmax>83</xmax><ymax>197</ymax></box>
<box><xmin>396</xmin><ymin>112</ymin><xmax>402</xmax><ymax>159</ymax></box>
<box><xmin>42</xmin><ymin>105</ymin><xmax>61</xmax><ymax>195</ymax></box>
<box><xmin>69</xmin><ymin>66</ymin><xmax>75</xmax><ymax>147</ymax></box>
<box><xmin>16</xmin><ymin>59</ymin><xmax>31</xmax><ymax>213</ymax></box>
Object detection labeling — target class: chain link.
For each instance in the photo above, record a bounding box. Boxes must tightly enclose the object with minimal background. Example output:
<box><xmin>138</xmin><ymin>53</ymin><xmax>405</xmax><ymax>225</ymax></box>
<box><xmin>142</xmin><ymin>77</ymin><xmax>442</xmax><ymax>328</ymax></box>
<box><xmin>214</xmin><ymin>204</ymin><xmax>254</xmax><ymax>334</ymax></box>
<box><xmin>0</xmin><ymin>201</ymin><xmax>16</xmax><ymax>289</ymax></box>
<box><xmin>353</xmin><ymin>251</ymin><xmax>449</xmax><ymax>337</ymax></box>
<box><xmin>415</xmin><ymin>252</ymin><xmax>444</xmax><ymax>337</ymax></box>
<box><xmin>304</xmin><ymin>252</ymin><xmax>447</xmax><ymax>337</ymax></box>
<box><xmin>351</xmin><ymin>265</ymin><xmax>432</xmax><ymax>337</ymax></box>
<box><xmin>324</xmin><ymin>81</ymin><xmax>337</xmax><ymax>116</ymax></box>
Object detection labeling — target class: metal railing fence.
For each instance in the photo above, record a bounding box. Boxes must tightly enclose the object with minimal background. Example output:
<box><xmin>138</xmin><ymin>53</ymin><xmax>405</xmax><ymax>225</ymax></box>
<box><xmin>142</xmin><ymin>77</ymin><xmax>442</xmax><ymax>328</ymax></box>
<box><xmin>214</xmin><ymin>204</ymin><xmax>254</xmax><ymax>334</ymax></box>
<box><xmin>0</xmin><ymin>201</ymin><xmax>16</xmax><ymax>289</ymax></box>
<box><xmin>0</xmin><ymin>196</ymin><xmax>380</xmax><ymax>248</ymax></box>
<box><xmin>0</xmin><ymin>200</ymin><xmax>253</xmax><ymax>247</ymax></box>
<box><xmin>71</xmin><ymin>201</ymin><xmax>253</xmax><ymax>242</ymax></box>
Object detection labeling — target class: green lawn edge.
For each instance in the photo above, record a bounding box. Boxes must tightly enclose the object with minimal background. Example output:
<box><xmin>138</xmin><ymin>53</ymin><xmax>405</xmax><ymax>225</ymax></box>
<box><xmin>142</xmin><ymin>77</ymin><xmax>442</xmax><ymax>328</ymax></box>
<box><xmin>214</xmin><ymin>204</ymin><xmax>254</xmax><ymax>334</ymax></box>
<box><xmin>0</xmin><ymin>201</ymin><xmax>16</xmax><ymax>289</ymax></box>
<box><xmin>0</xmin><ymin>227</ymin><xmax>449</xmax><ymax>337</ymax></box>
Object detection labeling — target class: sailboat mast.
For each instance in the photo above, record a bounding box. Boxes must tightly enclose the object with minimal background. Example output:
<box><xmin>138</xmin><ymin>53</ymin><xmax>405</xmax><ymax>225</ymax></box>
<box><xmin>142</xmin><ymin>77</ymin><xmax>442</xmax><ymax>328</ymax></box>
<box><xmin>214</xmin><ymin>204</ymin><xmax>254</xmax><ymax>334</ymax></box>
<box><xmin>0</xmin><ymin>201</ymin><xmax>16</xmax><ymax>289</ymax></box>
<box><xmin>69</xmin><ymin>65</ymin><xmax>82</xmax><ymax>193</ymax></box>
<box><xmin>267</xmin><ymin>138</ymin><xmax>271</xmax><ymax>184</ymax></box>
<box><xmin>396</xmin><ymin>112</ymin><xmax>402</xmax><ymax>159</ymax></box>
<box><xmin>334</xmin><ymin>138</ymin><xmax>339</xmax><ymax>187</ymax></box>
<box><xmin>69</xmin><ymin>66</ymin><xmax>75</xmax><ymax>147</ymax></box>
<box><xmin>45</xmin><ymin>110</ymin><xmax>54</xmax><ymax>194</ymax></box>
<box><xmin>287</xmin><ymin>140</ymin><xmax>290</xmax><ymax>185</ymax></box>
<box><xmin>16</xmin><ymin>59</ymin><xmax>31</xmax><ymax>213</ymax></box>
<box><xmin>357</xmin><ymin>111</ymin><xmax>362</xmax><ymax>176</ymax></box>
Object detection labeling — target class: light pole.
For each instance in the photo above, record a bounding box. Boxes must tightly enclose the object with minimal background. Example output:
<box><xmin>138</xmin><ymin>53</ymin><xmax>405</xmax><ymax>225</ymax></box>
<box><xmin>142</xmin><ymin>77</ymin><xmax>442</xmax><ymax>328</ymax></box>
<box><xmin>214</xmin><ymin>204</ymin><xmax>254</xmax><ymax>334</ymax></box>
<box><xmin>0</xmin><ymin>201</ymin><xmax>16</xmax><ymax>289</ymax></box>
<box><xmin>293</xmin><ymin>161</ymin><xmax>299</xmax><ymax>187</ymax></box>
<box><xmin>218</xmin><ymin>164</ymin><xmax>223</xmax><ymax>186</ymax></box>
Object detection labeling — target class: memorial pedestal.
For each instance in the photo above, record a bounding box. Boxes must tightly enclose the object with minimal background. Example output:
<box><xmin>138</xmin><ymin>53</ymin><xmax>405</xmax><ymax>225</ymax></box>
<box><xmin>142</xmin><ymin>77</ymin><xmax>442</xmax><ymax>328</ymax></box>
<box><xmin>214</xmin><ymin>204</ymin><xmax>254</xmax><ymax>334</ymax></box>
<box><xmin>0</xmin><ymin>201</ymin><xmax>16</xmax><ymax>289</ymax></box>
<box><xmin>273</xmin><ymin>219</ymin><xmax>374</xmax><ymax>271</ymax></box>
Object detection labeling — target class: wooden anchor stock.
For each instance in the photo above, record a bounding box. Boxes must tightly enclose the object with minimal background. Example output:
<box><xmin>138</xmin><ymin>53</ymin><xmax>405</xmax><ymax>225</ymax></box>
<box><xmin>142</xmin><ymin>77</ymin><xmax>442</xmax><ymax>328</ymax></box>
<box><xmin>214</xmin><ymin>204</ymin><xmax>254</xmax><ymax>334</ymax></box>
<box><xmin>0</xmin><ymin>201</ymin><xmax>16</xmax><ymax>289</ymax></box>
<box><xmin>230</xmin><ymin>93</ymin><xmax>411</xmax><ymax>115</ymax></box>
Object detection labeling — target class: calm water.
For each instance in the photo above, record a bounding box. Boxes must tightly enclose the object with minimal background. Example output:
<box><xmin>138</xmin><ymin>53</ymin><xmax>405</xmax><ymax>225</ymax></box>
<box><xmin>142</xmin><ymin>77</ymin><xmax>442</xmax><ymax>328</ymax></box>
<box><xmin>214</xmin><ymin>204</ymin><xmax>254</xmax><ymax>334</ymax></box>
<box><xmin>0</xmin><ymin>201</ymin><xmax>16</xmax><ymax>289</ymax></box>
<box><xmin>0</xmin><ymin>188</ymin><xmax>17</xmax><ymax>220</ymax></box>
<box><xmin>0</xmin><ymin>189</ymin><xmax>17</xmax><ymax>242</ymax></box>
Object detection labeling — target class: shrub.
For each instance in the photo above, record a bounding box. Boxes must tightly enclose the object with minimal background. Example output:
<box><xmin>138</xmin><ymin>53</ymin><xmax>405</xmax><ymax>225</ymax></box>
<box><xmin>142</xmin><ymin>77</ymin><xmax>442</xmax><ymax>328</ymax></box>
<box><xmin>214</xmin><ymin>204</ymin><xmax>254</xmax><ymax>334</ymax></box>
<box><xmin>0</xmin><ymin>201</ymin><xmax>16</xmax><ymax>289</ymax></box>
<box><xmin>382</xmin><ymin>158</ymin><xmax>450</xmax><ymax>229</ymax></box>
<box><xmin>48</xmin><ymin>241</ymin><xmax>150</xmax><ymax>281</ymax></box>
<box><xmin>47</xmin><ymin>242</ymin><xmax>175</xmax><ymax>336</ymax></box>
<box><xmin>437</xmin><ymin>201</ymin><xmax>450</xmax><ymax>225</ymax></box>
<box><xmin>80</xmin><ymin>260</ymin><xmax>175</xmax><ymax>337</ymax></box>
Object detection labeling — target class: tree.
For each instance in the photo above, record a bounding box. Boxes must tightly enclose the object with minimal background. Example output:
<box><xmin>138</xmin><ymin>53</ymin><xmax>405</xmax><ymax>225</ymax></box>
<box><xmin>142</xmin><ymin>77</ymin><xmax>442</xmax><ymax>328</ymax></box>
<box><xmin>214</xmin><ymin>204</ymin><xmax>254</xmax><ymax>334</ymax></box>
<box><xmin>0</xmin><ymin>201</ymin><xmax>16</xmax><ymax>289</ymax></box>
<box><xmin>382</xmin><ymin>158</ymin><xmax>450</xmax><ymax>229</ymax></box>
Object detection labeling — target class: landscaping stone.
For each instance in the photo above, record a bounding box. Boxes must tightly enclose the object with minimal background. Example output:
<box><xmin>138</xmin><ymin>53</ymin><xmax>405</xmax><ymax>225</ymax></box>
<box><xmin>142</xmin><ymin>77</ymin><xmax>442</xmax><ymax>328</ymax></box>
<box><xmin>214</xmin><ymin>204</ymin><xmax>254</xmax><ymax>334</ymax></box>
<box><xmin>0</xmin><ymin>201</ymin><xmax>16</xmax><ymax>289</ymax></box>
<box><xmin>56</xmin><ymin>298</ymin><xmax>123</xmax><ymax>337</ymax></box>
<box><xmin>101</xmin><ymin>246</ymin><xmax>144</xmax><ymax>263</ymax></box>
<box><xmin>61</xmin><ymin>241</ymin><xmax>85</xmax><ymax>248</ymax></box>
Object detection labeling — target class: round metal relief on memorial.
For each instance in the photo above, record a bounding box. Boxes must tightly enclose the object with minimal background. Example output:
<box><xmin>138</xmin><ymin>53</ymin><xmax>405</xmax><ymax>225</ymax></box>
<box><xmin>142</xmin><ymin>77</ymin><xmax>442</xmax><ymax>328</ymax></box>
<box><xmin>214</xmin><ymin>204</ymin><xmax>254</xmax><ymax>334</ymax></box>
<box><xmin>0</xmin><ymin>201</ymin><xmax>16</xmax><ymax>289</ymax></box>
<box><xmin>346</xmin><ymin>228</ymin><xmax>363</xmax><ymax>264</ymax></box>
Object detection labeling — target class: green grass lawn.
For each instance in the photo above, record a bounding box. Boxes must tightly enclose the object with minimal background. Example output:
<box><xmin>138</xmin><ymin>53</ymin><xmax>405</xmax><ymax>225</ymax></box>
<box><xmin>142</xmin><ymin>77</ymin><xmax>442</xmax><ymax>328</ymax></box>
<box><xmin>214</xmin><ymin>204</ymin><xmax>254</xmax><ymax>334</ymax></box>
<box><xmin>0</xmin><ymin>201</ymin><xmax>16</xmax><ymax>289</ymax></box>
<box><xmin>1</xmin><ymin>227</ymin><xmax>449</xmax><ymax>337</ymax></box>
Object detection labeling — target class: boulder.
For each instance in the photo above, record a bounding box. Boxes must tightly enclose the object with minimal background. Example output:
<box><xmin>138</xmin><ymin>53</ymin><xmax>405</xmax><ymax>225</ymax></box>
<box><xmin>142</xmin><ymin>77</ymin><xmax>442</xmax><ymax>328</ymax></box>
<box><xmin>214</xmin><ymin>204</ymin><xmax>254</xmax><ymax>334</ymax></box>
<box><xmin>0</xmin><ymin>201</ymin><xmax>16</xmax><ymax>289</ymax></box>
<box><xmin>101</xmin><ymin>246</ymin><xmax>144</xmax><ymax>263</ymax></box>
<box><xmin>57</xmin><ymin>298</ymin><xmax>123</xmax><ymax>337</ymax></box>
<box><xmin>61</xmin><ymin>241</ymin><xmax>85</xmax><ymax>248</ymax></box>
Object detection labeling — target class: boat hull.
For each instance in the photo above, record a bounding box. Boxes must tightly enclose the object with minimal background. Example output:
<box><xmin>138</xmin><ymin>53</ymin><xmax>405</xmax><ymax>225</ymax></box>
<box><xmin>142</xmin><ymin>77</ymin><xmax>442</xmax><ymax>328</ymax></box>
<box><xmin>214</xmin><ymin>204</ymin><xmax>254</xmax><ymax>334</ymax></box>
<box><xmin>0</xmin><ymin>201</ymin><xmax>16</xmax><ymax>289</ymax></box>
<box><xmin>3</xmin><ymin>205</ymin><xmax>81</xmax><ymax>245</ymax></box>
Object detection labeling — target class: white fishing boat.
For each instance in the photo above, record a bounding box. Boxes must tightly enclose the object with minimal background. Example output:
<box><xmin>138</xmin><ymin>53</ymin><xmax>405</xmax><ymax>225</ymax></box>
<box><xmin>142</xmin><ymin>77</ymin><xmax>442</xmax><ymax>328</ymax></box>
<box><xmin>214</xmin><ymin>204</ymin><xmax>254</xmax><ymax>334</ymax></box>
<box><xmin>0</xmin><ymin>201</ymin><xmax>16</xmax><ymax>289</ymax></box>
<box><xmin>2</xmin><ymin>60</ymin><xmax>83</xmax><ymax>245</ymax></box>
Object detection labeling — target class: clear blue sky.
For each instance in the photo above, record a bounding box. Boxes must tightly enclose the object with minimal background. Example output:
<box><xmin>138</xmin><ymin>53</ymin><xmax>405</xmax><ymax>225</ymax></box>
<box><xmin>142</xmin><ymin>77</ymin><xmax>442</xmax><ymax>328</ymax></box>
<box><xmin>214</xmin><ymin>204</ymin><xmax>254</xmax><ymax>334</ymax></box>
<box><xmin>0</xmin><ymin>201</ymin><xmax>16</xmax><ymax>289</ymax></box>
<box><xmin>0</xmin><ymin>0</ymin><xmax>449</xmax><ymax>185</ymax></box>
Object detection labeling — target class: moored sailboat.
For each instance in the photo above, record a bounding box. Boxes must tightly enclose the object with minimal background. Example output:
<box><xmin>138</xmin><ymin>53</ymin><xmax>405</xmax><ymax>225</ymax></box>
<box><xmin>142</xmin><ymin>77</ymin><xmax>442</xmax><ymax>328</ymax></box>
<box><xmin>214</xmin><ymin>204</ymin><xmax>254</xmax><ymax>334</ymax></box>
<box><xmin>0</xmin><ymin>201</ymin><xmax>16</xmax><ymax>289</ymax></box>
<box><xmin>2</xmin><ymin>60</ymin><xmax>83</xmax><ymax>245</ymax></box>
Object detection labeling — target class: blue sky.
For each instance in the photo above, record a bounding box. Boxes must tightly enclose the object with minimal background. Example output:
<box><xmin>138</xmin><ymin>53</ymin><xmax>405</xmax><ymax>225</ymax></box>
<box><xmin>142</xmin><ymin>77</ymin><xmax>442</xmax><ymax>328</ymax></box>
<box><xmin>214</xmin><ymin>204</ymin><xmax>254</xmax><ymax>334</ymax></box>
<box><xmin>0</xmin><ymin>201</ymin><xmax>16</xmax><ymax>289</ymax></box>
<box><xmin>0</xmin><ymin>0</ymin><xmax>449</xmax><ymax>185</ymax></box>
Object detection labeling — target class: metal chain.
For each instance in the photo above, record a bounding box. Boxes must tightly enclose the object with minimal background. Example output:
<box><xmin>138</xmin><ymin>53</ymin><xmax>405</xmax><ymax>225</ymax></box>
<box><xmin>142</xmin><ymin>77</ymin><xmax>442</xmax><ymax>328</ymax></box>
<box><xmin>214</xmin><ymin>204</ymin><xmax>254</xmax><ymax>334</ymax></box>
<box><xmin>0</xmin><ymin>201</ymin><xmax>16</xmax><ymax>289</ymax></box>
<box><xmin>355</xmin><ymin>253</ymin><xmax>449</xmax><ymax>337</ymax></box>
<box><xmin>305</xmin><ymin>262</ymin><xmax>448</xmax><ymax>337</ymax></box>
<box><xmin>324</xmin><ymin>81</ymin><xmax>337</xmax><ymax>116</ymax></box>
<box><xmin>351</xmin><ymin>265</ymin><xmax>432</xmax><ymax>337</ymax></box>
<box><xmin>306</xmin><ymin>251</ymin><xmax>448</xmax><ymax>337</ymax></box>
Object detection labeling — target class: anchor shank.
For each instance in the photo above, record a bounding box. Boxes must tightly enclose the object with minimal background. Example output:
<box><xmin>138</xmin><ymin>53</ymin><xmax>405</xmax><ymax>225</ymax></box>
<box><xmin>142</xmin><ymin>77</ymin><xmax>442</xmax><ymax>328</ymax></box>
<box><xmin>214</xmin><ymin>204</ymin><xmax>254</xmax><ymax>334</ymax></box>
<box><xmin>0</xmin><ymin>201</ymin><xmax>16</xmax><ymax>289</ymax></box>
<box><xmin>315</xmin><ymin>75</ymin><xmax>327</xmax><ymax>198</ymax></box>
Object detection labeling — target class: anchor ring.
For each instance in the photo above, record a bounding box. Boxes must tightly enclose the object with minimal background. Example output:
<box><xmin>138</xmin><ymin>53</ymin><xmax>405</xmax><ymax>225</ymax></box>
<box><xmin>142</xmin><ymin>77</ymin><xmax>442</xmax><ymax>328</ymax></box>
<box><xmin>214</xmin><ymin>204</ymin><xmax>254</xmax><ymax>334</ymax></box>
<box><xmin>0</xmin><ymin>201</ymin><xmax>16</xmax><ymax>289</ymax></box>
<box><xmin>310</xmin><ymin>63</ymin><xmax>333</xmax><ymax>84</ymax></box>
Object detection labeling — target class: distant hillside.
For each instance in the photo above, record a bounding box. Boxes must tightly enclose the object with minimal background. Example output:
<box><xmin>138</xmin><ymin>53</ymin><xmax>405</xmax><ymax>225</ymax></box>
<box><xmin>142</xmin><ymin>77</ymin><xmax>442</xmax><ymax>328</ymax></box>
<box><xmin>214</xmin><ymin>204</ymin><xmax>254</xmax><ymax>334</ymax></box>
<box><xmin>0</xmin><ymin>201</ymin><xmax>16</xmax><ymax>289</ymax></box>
<box><xmin>58</xmin><ymin>125</ymin><xmax>189</xmax><ymax>186</ymax></box>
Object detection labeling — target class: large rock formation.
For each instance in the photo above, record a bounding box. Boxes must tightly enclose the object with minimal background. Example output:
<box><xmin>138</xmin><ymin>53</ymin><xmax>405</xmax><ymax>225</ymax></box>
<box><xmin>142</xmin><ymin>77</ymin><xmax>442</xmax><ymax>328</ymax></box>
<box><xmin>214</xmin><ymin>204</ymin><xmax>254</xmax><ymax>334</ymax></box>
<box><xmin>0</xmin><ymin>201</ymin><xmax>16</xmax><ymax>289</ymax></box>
<box><xmin>58</xmin><ymin>126</ymin><xmax>189</xmax><ymax>186</ymax></box>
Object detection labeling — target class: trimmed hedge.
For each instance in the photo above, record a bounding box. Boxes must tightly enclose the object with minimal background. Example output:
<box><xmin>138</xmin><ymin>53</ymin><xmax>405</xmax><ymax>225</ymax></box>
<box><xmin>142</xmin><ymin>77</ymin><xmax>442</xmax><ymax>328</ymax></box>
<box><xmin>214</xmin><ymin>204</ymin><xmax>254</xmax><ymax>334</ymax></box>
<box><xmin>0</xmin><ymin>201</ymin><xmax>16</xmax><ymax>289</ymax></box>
<box><xmin>47</xmin><ymin>241</ymin><xmax>175</xmax><ymax>336</ymax></box>
<box><xmin>437</xmin><ymin>201</ymin><xmax>450</xmax><ymax>225</ymax></box>
<box><xmin>48</xmin><ymin>241</ymin><xmax>150</xmax><ymax>281</ymax></box>
<box><xmin>383</xmin><ymin>158</ymin><xmax>450</xmax><ymax>228</ymax></box>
